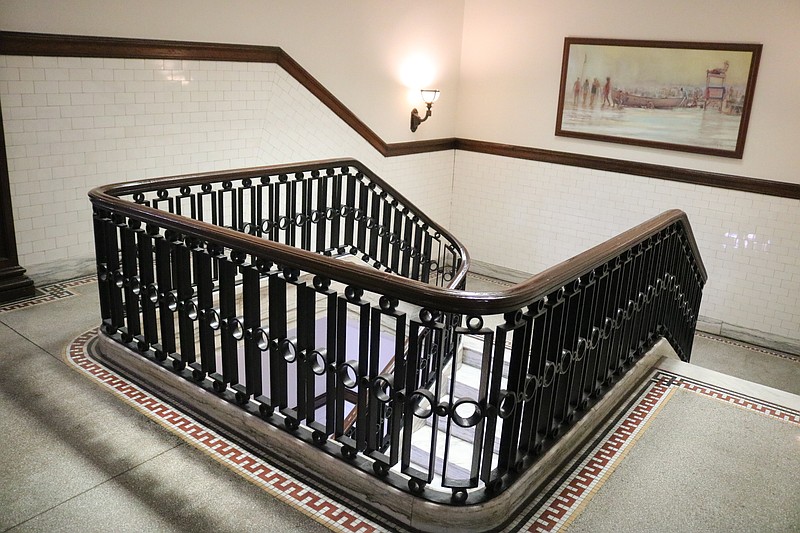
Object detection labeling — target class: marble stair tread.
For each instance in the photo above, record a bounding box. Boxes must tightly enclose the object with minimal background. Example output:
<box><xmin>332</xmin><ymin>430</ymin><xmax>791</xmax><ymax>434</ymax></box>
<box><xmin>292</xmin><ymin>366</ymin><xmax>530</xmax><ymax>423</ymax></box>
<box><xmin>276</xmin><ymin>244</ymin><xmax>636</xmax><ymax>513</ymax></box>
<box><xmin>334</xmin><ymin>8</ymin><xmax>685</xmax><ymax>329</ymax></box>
<box><xmin>408</xmin><ymin>424</ymin><xmax>487</xmax><ymax>483</ymax></box>
<box><xmin>425</xmin><ymin>394</ymin><xmax>503</xmax><ymax>455</ymax></box>
<box><xmin>461</xmin><ymin>335</ymin><xmax>511</xmax><ymax>380</ymax></box>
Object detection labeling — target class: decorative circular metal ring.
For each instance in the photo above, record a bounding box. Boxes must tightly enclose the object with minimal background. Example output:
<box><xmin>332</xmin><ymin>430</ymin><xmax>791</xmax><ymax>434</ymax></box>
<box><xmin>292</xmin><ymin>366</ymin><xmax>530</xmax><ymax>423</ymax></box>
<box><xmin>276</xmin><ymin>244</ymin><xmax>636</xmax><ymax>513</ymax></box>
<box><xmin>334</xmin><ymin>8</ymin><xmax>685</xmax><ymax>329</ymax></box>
<box><xmin>113</xmin><ymin>269</ymin><xmax>125</xmax><ymax>289</ymax></box>
<box><xmin>339</xmin><ymin>360</ymin><xmax>359</xmax><ymax>389</ymax></box>
<box><xmin>310</xmin><ymin>210</ymin><xmax>322</xmax><ymax>223</ymax></box>
<box><xmin>184</xmin><ymin>299</ymin><xmax>199</xmax><ymax>321</ymax></box>
<box><xmin>252</xmin><ymin>327</ymin><xmax>270</xmax><ymax>351</ymax></box>
<box><xmin>146</xmin><ymin>283</ymin><xmax>159</xmax><ymax>304</ymax></box>
<box><xmin>452</xmin><ymin>398</ymin><xmax>483</xmax><ymax>428</ymax></box>
<box><xmin>277</xmin><ymin>216</ymin><xmax>291</xmax><ymax>230</ymax></box>
<box><xmin>408</xmin><ymin>389</ymin><xmax>435</xmax><ymax>419</ymax></box>
<box><xmin>522</xmin><ymin>373</ymin><xmax>539</xmax><ymax>402</ymax></box>
<box><xmin>603</xmin><ymin>317</ymin><xmax>614</xmax><ymax>338</ymax></box>
<box><xmin>129</xmin><ymin>276</ymin><xmax>141</xmax><ymax>296</ymax></box>
<box><xmin>165</xmin><ymin>290</ymin><xmax>179</xmax><ymax>312</ymax></box>
<box><xmin>590</xmin><ymin>326</ymin><xmax>601</xmax><ymax>349</ymax></box>
<box><xmin>344</xmin><ymin>285</ymin><xmax>363</xmax><ymax>302</ymax></box>
<box><xmin>497</xmin><ymin>390</ymin><xmax>517</xmax><ymax>419</ymax></box>
<box><xmin>313</xmin><ymin>276</ymin><xmax>331</xmax><ymax>291</ymax></box>
<box><xmin>353</xmin><ymin>209</ymin><xmax>365</xmax><ymax>221</ymax></box>
<box><xmin>325</xmin><ymin>207</ymin><xmax>337</xmax><ymax>220</ymax></box>
<box><xmin>372</xmin><ymin>374</ymin><xmax>393</xmax><ymax>403</ymax></box>
<box><xmin>205</xmin><ymin>307</ymin><xmax>222</xmax><ymax>330</ymax></box>
<box><xmin>310</xmin><ymin>349</ymin><xmax>327</xmax><ymax>376</ymax></box>
<box><xmin>541</xmin><ymin>361</ymin><xmax>556</xmax><ymax>388</ymax></box>
<box><xmin>419</xmin><ymin>308</ymin><xmax>436</xmax><ymax>324</ymax></box>
<box><xmin>280</xmin><ymin>337</ymin><xmax>297</xmax><ymax>362</ymax></box>
<box><xmin>558</xmin><ymin>349</ymin><xmax>573</xmax><ymax>375</ymax></box>
<box><xmin>228</xmin><ymin>317</ymin><xmax>245</xmax><ymax>340</ymax></box>
<box><xmin>294</xmin><ymin>213</ymin><xmax>306</xmax><ymax>226</ymax></box>
<box><xmin>575</xmin><ymin>338</ymin><xmax>588</xmax><ymax>362</ymax></box>
<box><xmin>466</xmin><ymin>315</ymin><xmax>484</xmax><ymax>331</ymax></box>
<box><xmin>379</xmin><ymin>296</ymin><xmax>398</xmax><ymax>311</ymax></box>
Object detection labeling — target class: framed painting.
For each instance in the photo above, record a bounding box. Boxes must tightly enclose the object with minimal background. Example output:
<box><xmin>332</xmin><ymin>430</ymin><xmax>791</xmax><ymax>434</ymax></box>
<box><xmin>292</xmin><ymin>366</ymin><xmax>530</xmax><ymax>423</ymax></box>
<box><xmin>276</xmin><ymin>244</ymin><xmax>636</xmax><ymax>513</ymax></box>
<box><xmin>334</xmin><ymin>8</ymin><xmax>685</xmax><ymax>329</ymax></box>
<box><xmin>555</xmin><ymin>38</ymin><xmax>762</xmax><ymax>158</ymax></box>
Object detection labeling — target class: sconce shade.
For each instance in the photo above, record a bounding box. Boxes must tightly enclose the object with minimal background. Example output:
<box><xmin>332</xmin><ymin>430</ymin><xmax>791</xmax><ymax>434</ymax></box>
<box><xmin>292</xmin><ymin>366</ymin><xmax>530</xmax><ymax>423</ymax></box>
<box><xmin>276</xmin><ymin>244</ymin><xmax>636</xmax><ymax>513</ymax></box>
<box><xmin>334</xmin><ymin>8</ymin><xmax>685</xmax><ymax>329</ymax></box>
<box><xmin>410</xmin><ymin>89</ymin><xmax>440</xmax><ymax>132</ymax></box>
<box><xmin>420</xmin><ymin>89</ymin><xmax>440</xmax><ymax>104</ymax></box>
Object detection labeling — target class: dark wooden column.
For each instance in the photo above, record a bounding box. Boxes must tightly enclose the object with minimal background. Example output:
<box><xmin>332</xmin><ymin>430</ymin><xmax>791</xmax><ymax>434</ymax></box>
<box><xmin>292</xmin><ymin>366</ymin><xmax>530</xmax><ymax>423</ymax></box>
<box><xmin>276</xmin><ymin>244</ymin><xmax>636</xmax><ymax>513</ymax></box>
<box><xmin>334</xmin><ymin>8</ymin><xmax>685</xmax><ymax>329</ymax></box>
<box><xmin>0</xmin><ymin>106</ymin><xmax>35</xmax><ymax>302</ymax></box>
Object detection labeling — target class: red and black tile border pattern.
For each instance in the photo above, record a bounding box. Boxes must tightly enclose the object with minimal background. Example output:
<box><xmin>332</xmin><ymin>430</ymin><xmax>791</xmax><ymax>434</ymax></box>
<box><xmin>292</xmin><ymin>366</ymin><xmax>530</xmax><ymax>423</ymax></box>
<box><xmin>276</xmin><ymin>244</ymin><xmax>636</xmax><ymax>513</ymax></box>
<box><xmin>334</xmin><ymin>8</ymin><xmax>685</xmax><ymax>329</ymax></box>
<box><xmin>60</xmin><ymin>323</ymin><xmax>799</xmax><ymax>532</ymax></box>
<box><xmin>65</xmin><ymin>329</ymin><xmax>396</xmax><ymax>533</ymax></box>
<box><xmin>0</xmin><ymin>274</ymin><xmax>96</xmax><ymax>313</ymax></box>
<box><xmin>505</xmin><ymin>370</ymin><xmax>800</xmax><ymax>532</ymax></box>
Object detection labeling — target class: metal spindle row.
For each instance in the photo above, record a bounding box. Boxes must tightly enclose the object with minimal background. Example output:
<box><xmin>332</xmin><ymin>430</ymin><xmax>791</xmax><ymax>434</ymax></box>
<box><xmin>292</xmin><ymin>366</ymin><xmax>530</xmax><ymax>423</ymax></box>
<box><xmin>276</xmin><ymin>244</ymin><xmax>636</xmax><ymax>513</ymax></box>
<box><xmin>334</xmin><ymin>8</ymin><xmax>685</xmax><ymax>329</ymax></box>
<box><xmin>91</xmin><ymin>161</ymin><xmax>705</xmax><ymax>506</ymax></box>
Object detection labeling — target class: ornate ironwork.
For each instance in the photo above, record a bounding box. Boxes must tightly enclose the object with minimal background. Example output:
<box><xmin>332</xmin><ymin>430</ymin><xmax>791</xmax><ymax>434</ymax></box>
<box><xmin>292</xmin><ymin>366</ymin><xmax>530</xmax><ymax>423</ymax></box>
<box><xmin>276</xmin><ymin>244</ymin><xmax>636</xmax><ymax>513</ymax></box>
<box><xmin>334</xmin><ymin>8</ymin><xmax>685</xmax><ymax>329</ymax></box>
<box><xmin>89</xmin><ymin>158</ymin><xmax>706</xmax><ymax>505</ymax></box>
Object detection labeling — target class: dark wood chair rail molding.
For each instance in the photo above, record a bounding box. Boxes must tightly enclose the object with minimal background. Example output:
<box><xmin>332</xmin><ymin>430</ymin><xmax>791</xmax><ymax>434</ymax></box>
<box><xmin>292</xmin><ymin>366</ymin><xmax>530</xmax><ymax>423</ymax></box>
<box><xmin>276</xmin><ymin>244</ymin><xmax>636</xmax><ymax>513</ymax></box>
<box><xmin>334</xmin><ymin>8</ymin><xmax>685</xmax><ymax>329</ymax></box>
<box><xmin>1</xmin><ymin>31</ymin><xmax>798</xmax><ymax>200</ymax></box>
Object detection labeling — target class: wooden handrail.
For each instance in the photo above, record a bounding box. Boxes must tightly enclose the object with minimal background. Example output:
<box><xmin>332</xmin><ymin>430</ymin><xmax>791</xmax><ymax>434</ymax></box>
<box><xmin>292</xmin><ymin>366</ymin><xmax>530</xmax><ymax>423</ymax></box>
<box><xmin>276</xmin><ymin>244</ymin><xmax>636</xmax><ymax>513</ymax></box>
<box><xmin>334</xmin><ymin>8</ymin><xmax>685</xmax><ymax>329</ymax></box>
<box><xmin>89</xmin><ymin>159</ymin><xmax>706</xmax><ymax>315</ymax></box>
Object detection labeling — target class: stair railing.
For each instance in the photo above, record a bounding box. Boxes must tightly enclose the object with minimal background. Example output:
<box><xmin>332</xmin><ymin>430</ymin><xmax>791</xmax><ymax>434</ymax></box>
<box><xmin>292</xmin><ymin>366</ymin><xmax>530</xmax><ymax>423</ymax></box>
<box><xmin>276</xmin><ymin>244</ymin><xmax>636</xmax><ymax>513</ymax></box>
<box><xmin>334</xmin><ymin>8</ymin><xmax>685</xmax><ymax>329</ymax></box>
<box><xmin>89</xmin><ymin>158</ymin><xmax>706</xmax><ymax>510</ymax></box>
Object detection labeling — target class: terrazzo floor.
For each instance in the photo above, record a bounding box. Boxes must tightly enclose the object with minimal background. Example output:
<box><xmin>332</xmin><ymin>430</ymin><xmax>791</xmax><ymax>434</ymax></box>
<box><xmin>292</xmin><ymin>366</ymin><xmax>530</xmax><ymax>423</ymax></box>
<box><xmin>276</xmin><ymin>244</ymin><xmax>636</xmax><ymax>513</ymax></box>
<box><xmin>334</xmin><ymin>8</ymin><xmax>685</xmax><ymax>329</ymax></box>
<box><xmin>1</xmin><ymin>271</ymin><xmax>798</xmax><ymax>532</ymax></box>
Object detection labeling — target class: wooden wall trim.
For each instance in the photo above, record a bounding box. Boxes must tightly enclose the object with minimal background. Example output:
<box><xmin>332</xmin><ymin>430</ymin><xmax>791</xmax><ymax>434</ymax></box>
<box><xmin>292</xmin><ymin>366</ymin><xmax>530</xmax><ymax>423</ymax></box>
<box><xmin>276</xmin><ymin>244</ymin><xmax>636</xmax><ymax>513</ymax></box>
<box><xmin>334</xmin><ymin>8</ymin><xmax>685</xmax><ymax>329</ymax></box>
<box><xmin>1</xmin><ymin>31</ymin><xmax>798</xmax><ymax>200</ymax></box>
<box><xmin>456</xmin><ymin>139</ymin><xmax>800</xmax><ymax>200</ymax></box>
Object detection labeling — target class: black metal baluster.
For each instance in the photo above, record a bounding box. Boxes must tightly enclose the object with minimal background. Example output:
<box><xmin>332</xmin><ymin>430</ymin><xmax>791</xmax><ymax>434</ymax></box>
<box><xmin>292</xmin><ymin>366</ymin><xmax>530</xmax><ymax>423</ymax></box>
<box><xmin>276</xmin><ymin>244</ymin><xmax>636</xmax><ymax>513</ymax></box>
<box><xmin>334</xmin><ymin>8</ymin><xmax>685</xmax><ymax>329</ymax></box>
<box><xmin>138</xmin><ymin>225</ymin><xmax>159</xmax><ymax>350</ymax></box>
<box><xmin>519</xmin><ymin>301</ymin><xmax>546</xmax><ymax>456</ymax></box>
<box><xmin>340</xmin><ymin>171</ymin><xmax>354</xmax><ymax>250</ymax></box>
<box><xmin>570</xmin><ymin>272</ymin><xmax>596</xmax><ymax>412</ymax></box>
<box><xmin>216</xmin><ymin>257</ymin><xmax>238</xmax><ymax>388</ymax></box>
<box><xmin>606</xmin><ymin>254</ymin><xmax>629</xmax><ymax>379</ymax></box>
<box><xmin>497</xmin><ymin>313</ymin><xmax>529</xmax><ymax>474</ymax></box>
<box><xmin>172</xmin><ymin>240</ymin><xmax>196</xmax><ymax>371</ymax></box>
<box><xmin>269</xmin><ymin>271</ymin><xmax>288</xmax><ymax>412</ymax></box>
<box><xmin>356</xmin><ymin>178</ymin><xmax>369</xmax><ymax>252</ymax></box>
<box><xmin>105</xmin><ymin>214</ymin><xmax>125</xmax><ymax>333</ymax></box>
<box><xmin>92</xmin><ymin>209</ymin><xmax>112</xmax><ymax>330</ymax></box>
<box><xmin>330</xmin><ymin>170</ymin><xmax>343</xmax><ymax>250</ymax></box>
<box><xmin>537</xmin><ymin>288</ymin><xmax>565</xmax><ymax>440</ymax></box>
<box><xmin>120</xmin><ymin>221</ymin><xmax>141</xmax><ymax>344</ymax></box>
<box><xmin>400</xmin><ymin>216</ymin><xmax>413</xmax><ymax>278</ymax></box>
<box><xmin>237</xmin><ymin>263</ymin><xmax>262</xmax><ymax>404</ymax></box>
<box><xmin>154</xmin><ymin>234</ymin><xmax>176</xmax><ymax>361</ymax></box>
<box><xmin>391</xmin><ymin>210</ymin><xmax>403</xmax><ymax>273</ymax></box>
<box><xmin>596</xmin><ymin>259</ymin><xmax>621</xmax><ymax>388</ymax></box>
<box><xmin>192</xmin><ymin>246</ymin><xmax>216</xmax><ymax>380</ymax></box>
<box><xmin>481</xmin><ymin>321</ymin><xmax>508</xmax><ymax>484</ymax></box>
<box><xmin>379</xmin><ymin>201</ymin><xmax>392</xmax><ymax>267</ymax></box>
<box><xmin>552</xmin><ymin>280</ymin><xmax>582</xmax><ymax>427</ymax></box>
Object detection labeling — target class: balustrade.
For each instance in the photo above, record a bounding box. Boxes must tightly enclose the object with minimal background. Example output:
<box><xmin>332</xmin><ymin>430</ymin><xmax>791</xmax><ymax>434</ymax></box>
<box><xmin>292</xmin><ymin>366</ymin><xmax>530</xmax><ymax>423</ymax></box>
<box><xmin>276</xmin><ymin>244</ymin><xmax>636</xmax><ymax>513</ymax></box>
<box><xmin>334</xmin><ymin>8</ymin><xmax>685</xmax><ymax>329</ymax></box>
<box><xmin>89</xmin><ymin>158</ymin><xmax>706</xmax><ymax>511</ymax></box>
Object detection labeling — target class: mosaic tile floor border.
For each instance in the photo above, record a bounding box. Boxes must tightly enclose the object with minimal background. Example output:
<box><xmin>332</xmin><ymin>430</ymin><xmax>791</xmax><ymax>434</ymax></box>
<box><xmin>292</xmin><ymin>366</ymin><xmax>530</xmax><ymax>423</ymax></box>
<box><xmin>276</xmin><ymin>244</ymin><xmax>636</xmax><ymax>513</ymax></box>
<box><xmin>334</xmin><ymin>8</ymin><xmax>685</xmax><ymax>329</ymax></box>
<box><xmin>507</xmin><ymin>369</ymin><xmax>800</xmax><ymax>533</ymax></box>
<box><xmin>65</xmin><ymin>329</ymin><xmax>394</xmax><ymax>533</ymax></box>
<box><xmin>0</xmin><ymin>274</ymin><xmax>96</xmax><ymax>313</ymax></box>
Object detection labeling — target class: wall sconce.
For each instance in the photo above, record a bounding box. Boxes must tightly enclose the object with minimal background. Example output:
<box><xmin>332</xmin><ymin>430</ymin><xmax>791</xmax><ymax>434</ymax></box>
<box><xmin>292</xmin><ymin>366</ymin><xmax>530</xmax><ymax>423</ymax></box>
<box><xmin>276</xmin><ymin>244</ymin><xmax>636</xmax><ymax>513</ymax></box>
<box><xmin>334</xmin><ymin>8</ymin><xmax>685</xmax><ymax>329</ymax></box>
<box><xmin>410</xmin><ymin>89</ymin><xmax>440</xmax><ymax>132</ymax></box>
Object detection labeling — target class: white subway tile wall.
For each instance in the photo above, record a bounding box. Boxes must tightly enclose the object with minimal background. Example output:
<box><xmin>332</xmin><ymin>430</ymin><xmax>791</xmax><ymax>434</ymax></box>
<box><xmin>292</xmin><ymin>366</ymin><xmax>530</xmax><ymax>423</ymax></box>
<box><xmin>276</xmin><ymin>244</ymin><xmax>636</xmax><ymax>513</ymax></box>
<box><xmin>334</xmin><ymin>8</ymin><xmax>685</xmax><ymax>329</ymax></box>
<box><xmin>0</xmin><ymin>56</ymin><xmax>455</xmax><ymax>267</ymax></box>
<box><xmin>2</xmin><ymin>54</ymin><xmax>797</xmax><ymax>342</ymax></box>
<box><xmin>451</xmin><ymin>151</ymin><xmax>800</xmax><ymax>342</ymax></box>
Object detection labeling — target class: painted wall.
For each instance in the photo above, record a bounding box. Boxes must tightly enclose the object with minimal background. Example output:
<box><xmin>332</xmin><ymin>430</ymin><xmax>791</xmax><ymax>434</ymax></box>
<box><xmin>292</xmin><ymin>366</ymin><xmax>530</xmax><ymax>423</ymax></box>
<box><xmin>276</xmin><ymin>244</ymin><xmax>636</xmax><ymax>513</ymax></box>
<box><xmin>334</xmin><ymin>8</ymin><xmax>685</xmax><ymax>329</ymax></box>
<box><xmin>0</xmin><ymin>0</ymin><xmax>465</xmax><ymax>143</ymax></box>
<box><xmin>458</xmin><ymin>0</ymin><xmax>800</xmax><ymax>184</ymax></box>
<box><xmin>0</xmin><ymin>56</ymin><xmax>455</xmax><ymax>266</ymax></box>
